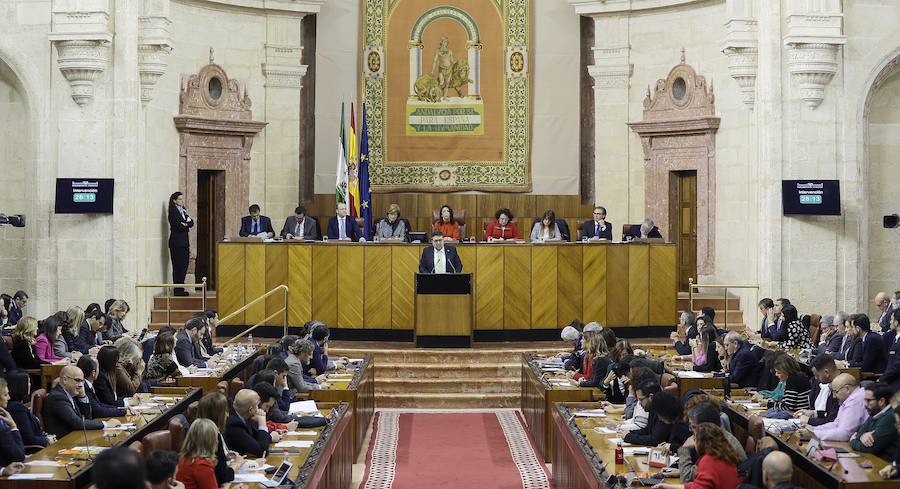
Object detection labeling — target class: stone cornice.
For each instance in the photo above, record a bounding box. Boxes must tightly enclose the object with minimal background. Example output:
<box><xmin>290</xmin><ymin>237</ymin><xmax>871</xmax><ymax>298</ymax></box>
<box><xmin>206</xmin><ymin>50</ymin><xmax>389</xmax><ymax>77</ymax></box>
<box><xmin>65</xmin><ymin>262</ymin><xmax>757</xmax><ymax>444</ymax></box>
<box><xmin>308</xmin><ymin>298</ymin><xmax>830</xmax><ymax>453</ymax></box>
<box><xmin>175</xmin><ymin>0</ymin><xmax>326</xmax><ymax>15</ymax></box>
<box><xmin>173</xmin><ymin>116</ymin><xmax>268</xmax><ymax>136</ymax></box>
<box><xmin>627</xmin><ymin>117</ymin><xmax>721</xmax><ymax>136</ymax></box>
<box><xmin>569</xmin><ymin>0</ymin><xmax>712</xmax><ymax>16</ymax></box>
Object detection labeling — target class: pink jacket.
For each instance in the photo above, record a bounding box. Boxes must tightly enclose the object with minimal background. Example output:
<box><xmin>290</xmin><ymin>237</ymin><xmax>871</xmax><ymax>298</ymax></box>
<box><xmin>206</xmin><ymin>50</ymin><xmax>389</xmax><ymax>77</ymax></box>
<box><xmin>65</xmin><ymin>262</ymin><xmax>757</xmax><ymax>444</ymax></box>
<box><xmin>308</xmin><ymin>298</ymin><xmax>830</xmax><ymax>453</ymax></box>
<box><xmin>34</xmin><ymin>334</ymin><xmax>62</xmax><ymax>363</ymax></box>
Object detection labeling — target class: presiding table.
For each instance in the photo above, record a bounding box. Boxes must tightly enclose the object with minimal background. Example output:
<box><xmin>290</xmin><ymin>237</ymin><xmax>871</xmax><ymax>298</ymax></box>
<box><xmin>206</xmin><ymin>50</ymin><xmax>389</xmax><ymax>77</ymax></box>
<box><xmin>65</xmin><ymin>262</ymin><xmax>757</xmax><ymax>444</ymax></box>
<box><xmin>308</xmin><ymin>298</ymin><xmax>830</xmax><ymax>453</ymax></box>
<box><xmin>217</xmin><ymin>240</ymin><xmax>677</xmax><ymax>331</ymax></box>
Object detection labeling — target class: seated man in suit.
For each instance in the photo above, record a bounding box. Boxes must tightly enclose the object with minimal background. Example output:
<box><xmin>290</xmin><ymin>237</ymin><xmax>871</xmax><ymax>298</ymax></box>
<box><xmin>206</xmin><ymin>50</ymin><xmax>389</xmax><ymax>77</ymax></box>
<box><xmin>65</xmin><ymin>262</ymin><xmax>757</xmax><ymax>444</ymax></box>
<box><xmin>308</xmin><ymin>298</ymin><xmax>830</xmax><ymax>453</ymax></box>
<box><xmin>42</xmin><ymin>366</ymin><xmax>121</xmax><ymax>438</ymax></box>
<box><xmin>76</xmin><ymin>356</ymin><xmax>128</xmax><ymax>418</ymax></box>
<box><xmin>239</xmin><ymin>204</ymin><xmax>275</xmax><ymax>238</ymax></box>
<box><xmin>281</xmin><ymin>206</ymin><xmax>319</xmax><ymax>240</ymax></box>
<box><xmin>418</xmin><ymin>231</ymin><xmax>463</xmax><ymax>274</ymax></box>
<box><xmin>326</xmin><ymin>202</ymin><xmax>362</xmax><ymax>241</ymax></box>
<box><xmin>224</xmin><ymin>389</ymin><xmax>277</xmax><ymax>457</ymax></box>
<box><xmin>724</xmin><ymin>332</ymin><xmax>760</xmax><ymax>388</ymax></box>
<box><xmin>8</xmin><ymin>291</ymin><xmax>27</xmax><ymax>326</ymax></box>
<box><xmin>624</xmin><ymin>218</ymin><xmax>663</xmax><ymax>240</ymax></box>
<box><xmin>175</xmin><ymin>318</ymin><xmax>207</xmax><ymax>368</ymax></box>
<box><xmin>78</xmin><ymin>308</ymin><xmax>107</xmax><ymax>351</ymax></box>
<box><xmin>879</xmin><ymin>309</ymin><xmax>900</xmax><ymax>390</ymax></box>
<box><xmin>583</xmin><ymin>206</ymin><xmax>613</xmax><ymax>240</ymax></box>
<box><xmin>843</xmin><ymin>314</ymin><xmax>887</xmax><ymax>373</ymax></box>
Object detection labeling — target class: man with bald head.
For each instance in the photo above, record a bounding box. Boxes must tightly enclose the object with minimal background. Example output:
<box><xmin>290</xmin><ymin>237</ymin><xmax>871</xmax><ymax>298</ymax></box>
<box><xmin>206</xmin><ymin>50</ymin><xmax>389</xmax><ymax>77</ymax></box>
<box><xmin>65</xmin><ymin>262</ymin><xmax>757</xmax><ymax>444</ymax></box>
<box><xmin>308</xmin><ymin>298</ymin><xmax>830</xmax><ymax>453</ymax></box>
<box><xmin>224</xmin><ymin>389</ymin><xmax>277</xmax><ymax>457</ymax></box>
<box><xmin>806</xmin><ymin>373</ymin><xmax>868</xmax><ymax>442</ymax></box>
<box><xmin>762</xmin><ymin>451</ymin><xmax>797</xmax><ymax>489</ymax></box>
<box><xmin>42</xmin><ymin>366</ymin><xmax>121</xmax><ymax>438</ymax></box>
<box><xmin>876</xmin><ymin>292</ymin><xmax>896</xmax><ymax>332</ymax></box>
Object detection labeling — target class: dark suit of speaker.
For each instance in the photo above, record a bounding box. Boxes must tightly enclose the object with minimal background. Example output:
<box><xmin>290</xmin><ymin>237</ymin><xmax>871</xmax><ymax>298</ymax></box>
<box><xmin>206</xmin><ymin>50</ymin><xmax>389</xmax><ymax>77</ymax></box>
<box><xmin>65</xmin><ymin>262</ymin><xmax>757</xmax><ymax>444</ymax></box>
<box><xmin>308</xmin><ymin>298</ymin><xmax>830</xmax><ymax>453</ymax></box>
<box><xmin>418</xmin><ymin>246</ymin><xmax>463</xmax><ymax>274</ymax></box>
<box><xmin>239</xmin><ymin>215</ymin><xmax>275</xmax><ymax>237</ymax></box>
<box><xmin>326</xmin><ymin>215</ymin><xmax>362</xmax><ymax>241</ymax></box>
<box><xmin>168</xmin><ymin>204</ymin><xmax>193</xmax><ymax>294</ymax></box>
<box><xmin>583</xmin><ymin>220</ymin><xmax>613</xmax><ymax>240</ymax></box>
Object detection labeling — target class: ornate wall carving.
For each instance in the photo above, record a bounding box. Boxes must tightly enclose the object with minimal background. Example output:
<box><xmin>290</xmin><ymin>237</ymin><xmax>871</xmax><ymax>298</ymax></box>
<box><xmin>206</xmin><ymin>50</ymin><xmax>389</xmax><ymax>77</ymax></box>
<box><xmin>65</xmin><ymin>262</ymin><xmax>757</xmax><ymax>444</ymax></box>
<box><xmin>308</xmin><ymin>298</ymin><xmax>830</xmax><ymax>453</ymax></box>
<box><xmin>139</xmin><ymin>0</ymin><xmax>174</xmax><ymax>106</ymax></box>
<box><xmin>174</xmin><ymin>59</ymin><xmax>266</xmax><ymax>272</ymax></box>
<box><xmin>628</xmin><ymin>58</ymin><xmax>719</xmax><ymax>274</ymax></box>
<box><xmin>47</xmin><ymin>2</ymin><xmax>113</xmax><ymax>106</ymax></box>
<box><xmin>721</xmin><ymin>0</ymin><xmax>758</xmax><ymax>109</ymax></box>
<box><xmin>782</xmin><ymin>1</ymin><xmax>845</xmax><ymax>109</ymax></box>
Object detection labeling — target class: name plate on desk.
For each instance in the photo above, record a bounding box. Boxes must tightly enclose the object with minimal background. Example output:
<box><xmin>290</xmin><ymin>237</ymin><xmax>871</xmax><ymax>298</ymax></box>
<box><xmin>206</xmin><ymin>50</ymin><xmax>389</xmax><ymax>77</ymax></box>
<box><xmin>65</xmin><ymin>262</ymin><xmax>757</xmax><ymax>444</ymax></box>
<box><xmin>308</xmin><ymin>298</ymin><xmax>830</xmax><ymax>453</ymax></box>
<box><xmin>415</xmin><ymin>273</ymin><xmax>471</xmax><ymax>294</ymax></box>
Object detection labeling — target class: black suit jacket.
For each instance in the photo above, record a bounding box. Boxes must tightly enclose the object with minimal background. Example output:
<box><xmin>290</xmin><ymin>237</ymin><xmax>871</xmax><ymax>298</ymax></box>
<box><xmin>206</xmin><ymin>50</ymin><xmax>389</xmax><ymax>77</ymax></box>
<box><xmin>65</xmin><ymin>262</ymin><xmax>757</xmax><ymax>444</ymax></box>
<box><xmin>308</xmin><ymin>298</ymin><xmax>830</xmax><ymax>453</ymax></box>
<box><xmin>8</xmin><ymin>304</ymin><xmax>22</xmax><ymax>326</ymax></box>
<box><xmin>223</xmin><ymin>411</ymin><xmax>272</xmax><ymax>457</ymax></box>
<box><xmin>881</xmin><ymin>333</ymin><xmax>900</xmax><ymax>390</ymax></box>
<box><xmin>418</xmin><ymin>245</ymin><xmax>463</xmax><ymax>273</ymax></box>
<box><xmin>849</xmin><ymin>332</ymin><xmax>887</xmax><ymax>373</ymax></box>
<box><xmin>582</xmin><ymin>220</ymin><xmax>613</xmax><ymax>240</ymax></box>
<box><xmin>0</xmin><ymin>420</ymin><xmax>25</xmax><ymax>467</ymax></box>
<box><xmin>326</xmin><ymin>216</ymin><xmax>362</xmax><ymax>241</ymax></box>
<box><xmin>85</xmin><ymin>382</ymin><xmax>127</xmax><ymax>417</ymax></box>
<box><xmin>0</xmin><ymin>337</ymin><xmax>15</xmax><ymax>375</ymax></box>
<box><xmin>729</xmin><ymin>342</ymin><xmax>760</xmax><ymax>388</ymax></box>
<box><xmin>807</xmin><ymin>379</ymin><xmax>840</xmax><ymax>426</ymax></box>
<box><xmin>280</xmin><ymin>216</ymin><xmax>320</xmax><ymax>240</ymax></box>
<box><xmin>624</xmin><ymin>224</ymin><xmax>662</xmax><ymax>239</ymax></box>
<box><xmin>239</xmin><ymin>215</ymin><xmax>275</xmax><ymax>237</ymax></box>
<box><xmin>175</xmin><ymin>330</ymin><xmax>206</xmax><ymax>368</ymax></box>
<box><xmin>7</xmin><ymin>401</ymin><xmax>48</xmax><ymax>451</ymax></box>
<box><xmin>92</xmin><ymin>374</ymin><xmax>124</xmax><ymax>407</ymax></box>
<box><xmin>623</xmin><ymin>412</ymin><xmax>673</xmax><ymax>446</ymax></box>
<box><xmin>42</xmin><ymin>385</ymin><xmax>104</xmax><ymax>439</ymax></box>
<box><xmin>167</xmin><ymin>205</ymin><xmax>194</xmax><ymax>248</ymax></box>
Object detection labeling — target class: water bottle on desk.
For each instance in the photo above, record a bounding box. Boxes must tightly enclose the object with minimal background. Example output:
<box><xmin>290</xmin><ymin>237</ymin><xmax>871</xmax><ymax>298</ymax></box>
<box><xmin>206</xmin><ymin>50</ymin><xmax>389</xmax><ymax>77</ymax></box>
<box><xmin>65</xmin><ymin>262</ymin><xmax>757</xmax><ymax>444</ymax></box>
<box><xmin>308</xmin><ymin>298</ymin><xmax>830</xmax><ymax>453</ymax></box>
<box><xmin>248</xmin><ymin>334</ymin><xmax>253</xmax><ymax>350</ymax></box>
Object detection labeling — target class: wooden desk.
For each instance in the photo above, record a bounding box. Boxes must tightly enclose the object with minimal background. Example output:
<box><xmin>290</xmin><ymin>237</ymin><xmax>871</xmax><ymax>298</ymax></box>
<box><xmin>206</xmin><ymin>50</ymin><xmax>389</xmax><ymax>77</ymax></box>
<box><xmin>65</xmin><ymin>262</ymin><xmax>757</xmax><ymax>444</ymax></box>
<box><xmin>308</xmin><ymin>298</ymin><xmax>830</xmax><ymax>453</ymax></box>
<box><xmin>521</xmin><ymin>354</ymin><xmax>597</xmax><ymax>462</ymax></box>
<box><xmin>308</xmin><ymin>355</ymin><xmax>375</xmax><ymax>459</ymax></box>
<box><xmin>247</xmin><ymin>402</ymin><xmax>353</xmax><ymax>489</ymax></box>
<box><xmin>175</xmin><ymin>344</ymin><xmax>263</xmax><ymax>394</ymax></box>
<box><xmin>10</xmin><ymin>388</ymin><xmax>202</xmax><ymax>489</ymax></box>
<box><xmin>551</xmin><ymin>402</ymin><xmax>683</xmax><ymax>489</ymax></box>
<box><xmin>723</xmin><ymin>399</ymin><xmax>894</xmax><ymax>489</ymax></box>
<box><xmin>217</xmin><ymin>241</ymin><xmax>677</xmax><ymax>330</ymax></box>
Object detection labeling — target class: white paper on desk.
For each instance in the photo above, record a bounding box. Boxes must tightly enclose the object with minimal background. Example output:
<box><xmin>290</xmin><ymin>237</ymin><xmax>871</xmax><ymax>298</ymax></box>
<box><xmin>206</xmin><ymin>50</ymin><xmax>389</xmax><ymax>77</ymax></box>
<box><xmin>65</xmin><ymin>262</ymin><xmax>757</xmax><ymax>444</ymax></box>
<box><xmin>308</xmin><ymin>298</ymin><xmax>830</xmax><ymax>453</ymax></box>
<box><xmin>744</xmin><ymin>403</ymin><xmax>764</xmax><ymax>410</ymax></box>
<box><xmin>573</xmin><ymin>412</ymin><xmax>606</xmax><ymax>418</ymax></box>
<box><xmin>676</xmin><ymin>371</ymin><xmax>707</xmax><ymax>378</ymax></box>
<box><xmin>622</xmin><ymin>447</ymin><xmax>650</xmax><ymax>455</ymax></box>
<box><xmin>347</xmin><ymin>358</ymin><xmax>364</xmax><ymax>363</ymax></box>
<box><xmin>284</xmin><ymin>431</ymin><xmax>318</xmax><ymax>436</ymax></box>
<box><xmin>233</xmin><ymin>473</ymin><xmax>271</xmax><ymax>483</ymax></box>
<box><xmin>9</xmin><ymin>473</ymin><xmax>55</xmax><ymax>480</ymax></box>
<box><xmin>594</xmin><ymin>427</ymin><xmax>617</xmax><ymax>434</ymax></box>
<box><xmin>104</xmin><ymin>423</ymin><xmax>136</xmax><ymax>431</ymax></box>
<box><xmin>289</xmin><ymin>400</ymin><xmax>319</xmax><ymax>415</ymax></box>
<box><xmin>275</xmin><ymin>440</ymin><xmax>314</xmax><ymax>448</ymax></box>
<box><xmin>328</xmin><ymin>373</ymin><xmax>353</xmax><ymax>378</ymax></box>
<box><xmin>25</xmin><ymin>460</ymin><xmax>62</xmax><ymax>467</ymax></box>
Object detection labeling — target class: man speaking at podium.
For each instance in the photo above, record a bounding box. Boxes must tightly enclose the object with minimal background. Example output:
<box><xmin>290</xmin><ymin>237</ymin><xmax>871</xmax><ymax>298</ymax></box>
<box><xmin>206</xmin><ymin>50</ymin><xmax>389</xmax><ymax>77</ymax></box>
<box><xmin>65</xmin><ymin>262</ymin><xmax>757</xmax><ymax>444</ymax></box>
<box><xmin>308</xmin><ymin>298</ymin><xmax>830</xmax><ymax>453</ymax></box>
<box><xmin>419</xmin><ymin>231</ymin><xmax>463</xmax><ymax>274</ymax></box>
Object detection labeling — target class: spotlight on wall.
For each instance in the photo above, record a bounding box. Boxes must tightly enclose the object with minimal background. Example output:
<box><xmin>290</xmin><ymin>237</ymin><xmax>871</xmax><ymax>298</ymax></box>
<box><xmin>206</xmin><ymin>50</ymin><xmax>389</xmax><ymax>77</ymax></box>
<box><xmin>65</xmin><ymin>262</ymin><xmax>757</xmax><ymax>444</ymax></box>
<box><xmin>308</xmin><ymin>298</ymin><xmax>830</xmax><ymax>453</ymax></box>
<box><xmin>884</xmin><ymin>214</ymin><xmax>900</xmax><ymax>229</ymax></box>
<box><xmin>0</xmin><ymin>214</ymin><xmax>26</xmax><ymax>227</ymax></box>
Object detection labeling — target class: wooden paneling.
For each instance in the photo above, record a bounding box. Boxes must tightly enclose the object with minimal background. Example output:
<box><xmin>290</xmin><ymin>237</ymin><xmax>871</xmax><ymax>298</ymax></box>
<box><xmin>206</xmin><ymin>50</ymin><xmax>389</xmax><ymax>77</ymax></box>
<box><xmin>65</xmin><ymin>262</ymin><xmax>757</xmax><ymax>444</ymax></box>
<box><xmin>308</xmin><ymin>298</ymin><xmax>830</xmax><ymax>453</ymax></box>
<box><xmin>531</xmin><ymin>246</ymin><xmax>558</xmax><ymax>328</ymax></box>
<box><xmin>311</xmin><ymin>245</ymin><xmax>338</xmax><ymax>326</ymax></box>
<box><xmin>287</xmin><ymin>245</ymin><xmax>312</xmax><ymax>326</ymax></box>
<box><xmin>557</xmin><ymin>246</ymin><xmax>583</xmax><ymax>326</ymax></box>
<box><xmin>415</xmin><ymin>295</ymin><xmax>473</xmax><ymax>335</ymax></box>
<box><xmin>504</xmin><ymin>246</ymin><xmax>532</xmax><ymax>328</ymax></box>
<box><xmin>337</xmin><ymin>246</ymin><xmax>364</xmax><ymax>328</ymax></box>
<box><xmin>265</xmin><ymin>245</ymin><xmax>288</xmax><ymax>325</ymax></box>
<box><xmin>364</xmin><ymin>246</ymin><xmax>392</xmax><ymax>328</ymax></box>
<box><xmin>391</xmin><ymin>246</ymin><xmax>419</xmax><ymax>329</ymax></box>
<box><xmin>628</xmin><ymin>245</ymin><xmax>650</xmax><ymax>326</ymax></box>
<box><xmin>605</xmin><ymin>246</ymin><xmax>629</xmax><ymax>326</ymax></box>
<box><xmin>582</xmin><ymin>245</ymin><xmax>607</xmax><ymax>325</ymax></box>
<box><xmin>456</xmin><ymin>245</ymin><xmax>477</xmax><ymax>276</ymax></box>
<box><xmin>475</xmin><ymin>246</ymin><xmax>504</xmax><ymax>329</ymax></box>
<box><xmin>217</xmin><ymin>243</ymin><xmax>244</xmax><ymax>325</ymax></box>
<box><xmin>649</xmin><ymin>245</ymin><xmax>677</xmax><ymax>325</ymax></box>
<box><xmin>244</xmin><ymin>244</ymin><xmax>266</xmax><ymax>325</ymax></box>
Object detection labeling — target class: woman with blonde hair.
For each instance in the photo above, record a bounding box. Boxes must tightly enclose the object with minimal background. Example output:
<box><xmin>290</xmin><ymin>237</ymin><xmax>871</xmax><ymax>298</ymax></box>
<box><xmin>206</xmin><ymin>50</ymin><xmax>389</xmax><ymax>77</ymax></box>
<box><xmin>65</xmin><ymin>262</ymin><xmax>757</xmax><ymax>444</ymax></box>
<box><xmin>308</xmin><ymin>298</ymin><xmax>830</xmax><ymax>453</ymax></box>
<box><xmin>374</xmin><ymin>203</ymin><xmax>409</xmax><ymax>241</ymax></box>
<box><xmin>176</xmin><ymin>418</ymin><xmax>221</xmax><ymax>489</ymax></box>
<box><xmin>571</xmin><ymin>332</ymin><xmax>611</xmax><ymax>388</ymax></box>
<box><xmin>104</xmin><ymin>300</ymin><xmax>129</xmax><ymax>342</ymax></box>
<box><xmin>56</xmin><ymin>306</ymin><xmax>89</xmax><ymax>357</ymax></box>
<box><xmin>197</xmin><ymin>392</ymin><xmax>238</xmax><ymax>486</ymax></box>
<box><xmin>114</xmin><ymin>337</ymin><xmax>144</xmax><ymax>396</ymax></box>
<box><xmin>11</xmin><ymin>317</ymin><xmax>45</xmax><ymax>369</ymax></box>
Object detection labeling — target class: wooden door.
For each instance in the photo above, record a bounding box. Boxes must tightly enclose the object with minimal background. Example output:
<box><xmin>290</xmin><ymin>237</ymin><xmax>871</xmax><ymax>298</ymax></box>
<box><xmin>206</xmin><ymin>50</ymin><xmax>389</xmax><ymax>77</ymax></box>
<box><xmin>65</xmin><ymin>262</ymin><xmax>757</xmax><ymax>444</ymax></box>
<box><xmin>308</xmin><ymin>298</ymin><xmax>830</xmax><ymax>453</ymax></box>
<box><xmin>196</xmin><ymin>169</ymin><xmax>226</xmax><ymax>289</ymax></box>
<box><xmin>675</xmin><ymin>171</ymin><xmax>697</xmax><ymax>291</ymax></box>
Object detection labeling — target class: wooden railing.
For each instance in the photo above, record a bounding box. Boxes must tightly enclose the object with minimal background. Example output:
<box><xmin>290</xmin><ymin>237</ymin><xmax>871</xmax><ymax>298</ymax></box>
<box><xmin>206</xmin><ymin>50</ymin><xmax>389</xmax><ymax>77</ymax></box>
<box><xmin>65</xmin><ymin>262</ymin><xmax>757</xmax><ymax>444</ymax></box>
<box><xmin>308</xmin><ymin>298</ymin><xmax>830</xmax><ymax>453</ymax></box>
<box><xmin>219</xmin><ymin>284</ymin><xmax>289</xmax><ymax>345</ymax></box>
<box><xmin>135</xmin><ymin>278</ymin><xmax>207</xmax><ymax>328</ymax></box>
<box><xmin>688</xmin><ymin>278</ymin><xmax>759</xmax><ymax>327</ymax></box>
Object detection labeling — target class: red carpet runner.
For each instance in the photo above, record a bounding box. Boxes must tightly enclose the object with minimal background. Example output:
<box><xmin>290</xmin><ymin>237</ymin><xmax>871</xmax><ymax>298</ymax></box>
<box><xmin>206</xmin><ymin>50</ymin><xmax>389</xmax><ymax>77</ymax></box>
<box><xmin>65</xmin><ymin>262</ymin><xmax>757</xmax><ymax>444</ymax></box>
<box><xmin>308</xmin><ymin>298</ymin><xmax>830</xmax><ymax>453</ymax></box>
<box><xmin>360</xmin><ymin>411</ymin><xmax>551</xmax><ymax>489</ymax></box>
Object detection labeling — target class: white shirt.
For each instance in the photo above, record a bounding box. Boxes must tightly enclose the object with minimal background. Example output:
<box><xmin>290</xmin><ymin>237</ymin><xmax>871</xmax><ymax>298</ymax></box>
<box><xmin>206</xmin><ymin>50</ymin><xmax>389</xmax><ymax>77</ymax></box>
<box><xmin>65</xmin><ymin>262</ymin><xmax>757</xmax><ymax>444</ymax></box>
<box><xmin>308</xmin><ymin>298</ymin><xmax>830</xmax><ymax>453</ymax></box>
<box><xmin>815</xmin><ymin>383</ymin><xmax>831</xmax><ymax>412</ymax></box>
<box><xmin>295</xmin><ymin>218</ymin><xmax>305</xmax><ymax>238</ymax></box>
<box><xmin>433</xmin><ymin>247</ymin><xmax>447</xmax><ymax>274</ymax></box>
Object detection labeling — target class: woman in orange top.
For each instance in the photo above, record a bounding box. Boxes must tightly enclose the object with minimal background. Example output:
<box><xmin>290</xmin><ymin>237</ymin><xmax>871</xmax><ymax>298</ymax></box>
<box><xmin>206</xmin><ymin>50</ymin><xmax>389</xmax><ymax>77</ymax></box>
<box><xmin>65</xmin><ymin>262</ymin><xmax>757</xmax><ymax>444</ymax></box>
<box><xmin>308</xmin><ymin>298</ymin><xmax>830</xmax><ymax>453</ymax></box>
<box><xmin>432</xmin><ymin>205</ymin><xmax>460</xmax><ymax>241</ymax></box>
<box><xmin>486</xmin><ymin>208</ymin><xmax>520</xmax><ymax>241</ymax></box>
<box><xmin>177</xmin><ymin>418</ymin><xmax>225</xmax><ymax>489</ymax></box>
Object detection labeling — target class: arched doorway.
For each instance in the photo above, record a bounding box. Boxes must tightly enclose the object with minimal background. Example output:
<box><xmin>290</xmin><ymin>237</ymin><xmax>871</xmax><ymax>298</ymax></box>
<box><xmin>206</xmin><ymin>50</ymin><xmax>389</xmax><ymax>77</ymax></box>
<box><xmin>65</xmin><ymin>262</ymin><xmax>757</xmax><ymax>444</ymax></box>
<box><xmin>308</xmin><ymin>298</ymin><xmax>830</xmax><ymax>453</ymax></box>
<box><xmin>0</xmin><ymin>58</ymin><xmax>34</xmax><ymax>292</ymax></box>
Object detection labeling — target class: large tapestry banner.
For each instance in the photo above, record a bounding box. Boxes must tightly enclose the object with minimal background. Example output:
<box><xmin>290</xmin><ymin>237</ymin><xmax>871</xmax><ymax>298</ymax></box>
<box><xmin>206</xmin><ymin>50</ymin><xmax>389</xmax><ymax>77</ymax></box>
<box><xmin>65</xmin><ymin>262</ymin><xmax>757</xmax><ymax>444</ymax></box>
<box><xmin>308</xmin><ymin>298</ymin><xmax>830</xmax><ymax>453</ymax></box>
<box><xmin>361</xmin><ymin>0</ymin><xmax>532</xmax><ymax>192</ymax></box>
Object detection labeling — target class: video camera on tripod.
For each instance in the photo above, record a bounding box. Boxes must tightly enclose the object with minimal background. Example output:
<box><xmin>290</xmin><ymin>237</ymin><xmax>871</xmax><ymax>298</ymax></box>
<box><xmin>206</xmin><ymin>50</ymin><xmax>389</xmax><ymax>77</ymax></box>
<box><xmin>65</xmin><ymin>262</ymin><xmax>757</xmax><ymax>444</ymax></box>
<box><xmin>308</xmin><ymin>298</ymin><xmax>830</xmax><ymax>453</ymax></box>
<box><xmin>0</xmin><ymin>214</ymin><xmax>26</xmax><ymax>227</ymax></box>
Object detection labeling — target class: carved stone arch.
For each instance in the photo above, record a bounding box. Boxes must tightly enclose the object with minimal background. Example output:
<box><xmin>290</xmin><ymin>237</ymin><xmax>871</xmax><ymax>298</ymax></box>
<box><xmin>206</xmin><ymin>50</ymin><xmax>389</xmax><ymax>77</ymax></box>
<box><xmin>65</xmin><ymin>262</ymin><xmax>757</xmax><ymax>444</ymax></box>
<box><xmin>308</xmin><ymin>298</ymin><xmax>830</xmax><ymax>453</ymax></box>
<box><xmin>628</xmin><ymin>59</ymin><xmax>719</xmax><ymax>283</ymax></box>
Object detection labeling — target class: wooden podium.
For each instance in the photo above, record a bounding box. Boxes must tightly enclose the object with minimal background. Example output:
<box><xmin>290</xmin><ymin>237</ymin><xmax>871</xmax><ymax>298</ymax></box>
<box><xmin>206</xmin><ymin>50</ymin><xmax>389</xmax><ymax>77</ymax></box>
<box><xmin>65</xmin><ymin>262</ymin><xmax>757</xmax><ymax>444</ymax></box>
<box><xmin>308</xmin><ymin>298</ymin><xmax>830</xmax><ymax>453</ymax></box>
<box><xmin>414</xmin><ymin>273</ymin><xmax>472</xmax><ymax>348</ymax></box>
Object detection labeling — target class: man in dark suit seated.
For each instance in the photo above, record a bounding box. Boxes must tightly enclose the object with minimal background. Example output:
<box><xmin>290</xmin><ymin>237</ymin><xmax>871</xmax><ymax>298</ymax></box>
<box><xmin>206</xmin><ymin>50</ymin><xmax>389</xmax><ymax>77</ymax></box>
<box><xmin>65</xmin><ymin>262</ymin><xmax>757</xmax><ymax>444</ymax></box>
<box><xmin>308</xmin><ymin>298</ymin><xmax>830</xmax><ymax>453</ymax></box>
<box><xmin>624</xmin><ymin>219</ymin><xmax>663</xmax><ymax>240</ymax></box>
<box><xmin>582</xmin><ymin>206</ymin><xmax>613</xmax><ymax>240</ymax></box>
<box><xmin>42</xmin><ymin>366</ymin><xmax>121</xmax><ymax>438</ymax></box>
<box><xmin>418</xmin><ymin>231</ymin><xmax>463</xmax><ymax>274</ymax></box>
<box><xmin>175</xmin><ymin>318</ymin><xmax>207</xmax><ymax>368</ymax></box>
<box><xmin>280</xmin><ymin>205</ymin><xmax>319</xmax><ymax>240</ymax></box>
<box><xmin>879</xmin><ymin>310</ymin><xmax>900</xmax><ymax>390</ymax></box>
<box><xmin>725</xmin><ymin>332</ymin><xmax>760</xmax><ymax>388</ymax></box>
<box><xmin>326</xmin><ymin>202</ymin><xmax>362</xmax><ymax>241</ymax></box>
<box><xmin>844</xmin><ymin>314</ymin><xmax>887</xmax><ymax>373</ymax></box>
<box><xmin>224</xmin><ymin>389</ymin><xmax>277</xmax><ymax>457</ymax></box>
<box><xmin>799</xmin><ymin>354</ymin><xmax>840</xmax><ymax>426</ymax></box>
<box><xmin>764</xmin><ymin>298</ymin><xmax>790</xmax><ymax>341</ymax></box>
<box><xmin>239</xmin><ymin>204</ymin><xmax>275</xmax><ymax>238</ymax></box>
<box><xmin>76</xmin><ymin>356</ymin><xmax>128</xmax><ymax>418</ymax></box>
<box><xmin>7</xmin><ymin>291</ymin><xmax>27</xmax><ymax>326</ymax></box>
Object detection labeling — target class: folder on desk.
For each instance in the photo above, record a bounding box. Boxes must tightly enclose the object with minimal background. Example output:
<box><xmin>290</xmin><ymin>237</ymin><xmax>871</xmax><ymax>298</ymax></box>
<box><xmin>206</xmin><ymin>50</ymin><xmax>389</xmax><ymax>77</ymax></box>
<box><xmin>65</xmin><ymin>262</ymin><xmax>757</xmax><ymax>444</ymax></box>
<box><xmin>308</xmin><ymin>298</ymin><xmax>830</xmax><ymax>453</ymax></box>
<box><xmin>289</xmin><ymin>399</ymin><xmax>319</xmax><ymax>415</ymax></box>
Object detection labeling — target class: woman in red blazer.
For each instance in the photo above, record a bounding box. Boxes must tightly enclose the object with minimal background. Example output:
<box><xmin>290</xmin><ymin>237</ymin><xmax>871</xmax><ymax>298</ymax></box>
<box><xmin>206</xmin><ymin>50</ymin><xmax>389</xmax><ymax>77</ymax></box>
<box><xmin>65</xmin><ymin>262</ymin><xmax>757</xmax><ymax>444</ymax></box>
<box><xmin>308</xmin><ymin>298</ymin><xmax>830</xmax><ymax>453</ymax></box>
<box><xmin>654</xmin><ymin>423</ymin><xmax>743</xmax><ymax>489</ymax></box>
<box><xmin>485</xmin><ymin>208</ymin><xmax>520</xmax><ymax>241</ymax></box>
<box><xmin>177</xmin><ymin>418</ymin><xmax>226</xmax><ymax>489</ymax></box>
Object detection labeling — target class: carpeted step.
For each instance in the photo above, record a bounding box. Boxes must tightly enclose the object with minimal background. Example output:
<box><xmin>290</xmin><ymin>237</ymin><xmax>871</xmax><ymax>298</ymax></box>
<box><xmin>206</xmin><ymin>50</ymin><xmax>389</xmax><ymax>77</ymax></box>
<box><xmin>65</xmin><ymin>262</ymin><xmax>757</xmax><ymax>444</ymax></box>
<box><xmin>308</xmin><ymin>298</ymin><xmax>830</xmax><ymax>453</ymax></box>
<box><xmin>375</xmin><ymin>392</ymin><xmax>520</xmax><ymax>409</ymax></box>
<box><xmin>377</xmin><ymin>378</ymin><xmax>521</xmax><ymax>394</ymax></box>
<box><xmin>377</xmin><ymin>363</ymin><xmax>519</xmax><ymax>379</ymax></box>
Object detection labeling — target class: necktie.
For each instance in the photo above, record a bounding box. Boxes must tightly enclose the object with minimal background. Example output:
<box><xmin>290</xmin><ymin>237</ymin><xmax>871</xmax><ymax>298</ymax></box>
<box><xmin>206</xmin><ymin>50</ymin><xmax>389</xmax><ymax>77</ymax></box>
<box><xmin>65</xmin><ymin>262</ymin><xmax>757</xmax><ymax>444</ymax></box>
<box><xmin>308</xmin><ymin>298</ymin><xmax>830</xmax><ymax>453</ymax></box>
<box><xmin>435</xmin><ymin>251</ymin><xmax>445</xmax><ymax>273</ymax></box>
<box><xmin>252</xmin><ymin>219</ymin><xmax>259</xmax><ymax>234</ymax></box>
<box><xmin>339</xmin><ymin>219</ymin><xmax>346</xmax><ymax>239</ymax></box>
<box><xmin>595</xmin><ymin>223</ymin><xmax>600</xmax><ymax>237</ymax></box>
<box><xmin>295</xmin><ymin>221</ymin><xmax>301</xmax><ymax>236</ymax></box>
